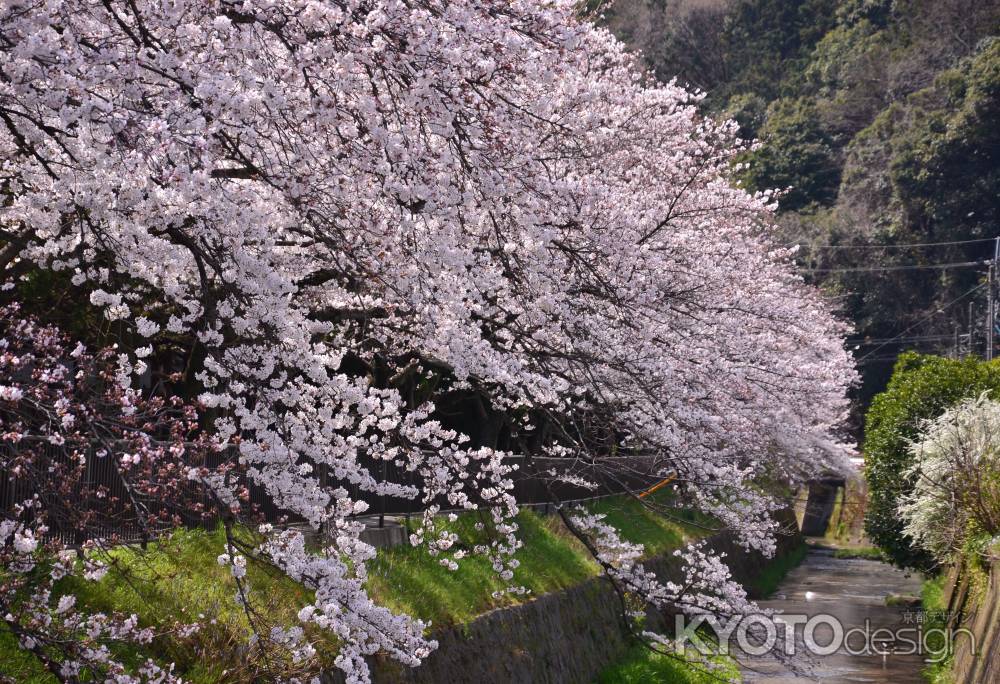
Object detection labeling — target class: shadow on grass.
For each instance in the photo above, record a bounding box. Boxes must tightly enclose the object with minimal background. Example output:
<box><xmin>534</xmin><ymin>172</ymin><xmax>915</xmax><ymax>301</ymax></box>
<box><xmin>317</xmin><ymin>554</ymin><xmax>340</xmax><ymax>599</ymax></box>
<box><xmin>597</xmin><ymin>644</ymin><xmax>741</xmax><ymax>684</ymax></box>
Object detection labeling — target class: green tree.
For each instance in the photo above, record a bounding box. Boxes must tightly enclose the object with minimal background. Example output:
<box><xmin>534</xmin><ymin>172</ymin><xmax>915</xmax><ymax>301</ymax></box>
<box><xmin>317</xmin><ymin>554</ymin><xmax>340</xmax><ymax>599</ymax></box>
<box><xmin>723</xmin><ymin>92</ymin><xmax>768</xmax><ymax>141</ymax></box>
<box><xmin>740</xmin><ymin>98</ymin><xmax>841</xmax><ymax>210</ymax></box>
<box><xmin>719</xmin><ymin>0</ymin><xmax>839</xmax><ymax>104</ymax></box>
<box><xmin>864</xmin><ymin>353</ymin><xmax>1000</xmax><ymax>570</ymax></box>
<box><xmin>890</xmin><ymin>38</ymin><xmax>1000</xmax><ymax>248</ymax></box>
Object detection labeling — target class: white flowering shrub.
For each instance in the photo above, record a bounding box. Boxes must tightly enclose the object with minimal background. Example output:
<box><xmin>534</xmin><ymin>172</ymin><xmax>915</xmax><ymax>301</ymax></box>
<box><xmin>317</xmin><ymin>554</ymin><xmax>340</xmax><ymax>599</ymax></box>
<box><xmin>899</xmin><ymin>393</ymin><xmax>1000</xmax><ymax>564</ymax></box>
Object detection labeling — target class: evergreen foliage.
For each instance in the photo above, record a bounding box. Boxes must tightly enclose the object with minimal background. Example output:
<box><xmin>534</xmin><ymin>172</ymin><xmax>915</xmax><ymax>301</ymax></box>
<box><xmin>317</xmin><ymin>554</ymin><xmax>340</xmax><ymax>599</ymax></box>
<box><xmin>863</xmin><ymin>353</ymin><xmax>1000</xmax><ymax>569</ymax></box>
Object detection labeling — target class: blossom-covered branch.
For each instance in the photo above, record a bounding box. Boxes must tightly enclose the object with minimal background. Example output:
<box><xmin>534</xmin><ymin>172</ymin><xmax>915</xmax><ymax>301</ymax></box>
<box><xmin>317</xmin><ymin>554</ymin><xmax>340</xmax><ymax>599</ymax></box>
<box><xmin>1</xmin><ymin>1</ymin><xmax>856</xmax><ymax>680</ymax></box>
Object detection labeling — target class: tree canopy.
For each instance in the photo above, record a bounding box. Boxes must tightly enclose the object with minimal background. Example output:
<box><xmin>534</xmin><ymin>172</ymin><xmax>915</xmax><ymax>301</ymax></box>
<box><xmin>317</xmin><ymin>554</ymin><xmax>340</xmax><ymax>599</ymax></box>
<box><xmin>1</xmin><ymin>1</ymin><xmax>855</xmax><ymax>680</ymax></box>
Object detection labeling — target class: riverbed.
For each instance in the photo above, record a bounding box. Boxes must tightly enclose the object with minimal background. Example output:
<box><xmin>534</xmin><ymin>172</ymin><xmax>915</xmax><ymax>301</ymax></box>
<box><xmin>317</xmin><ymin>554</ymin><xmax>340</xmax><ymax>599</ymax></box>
<box><xmin>738</xmin><ymin>546</ymin><xmax>928</xmax><ymax>682</ymax></box>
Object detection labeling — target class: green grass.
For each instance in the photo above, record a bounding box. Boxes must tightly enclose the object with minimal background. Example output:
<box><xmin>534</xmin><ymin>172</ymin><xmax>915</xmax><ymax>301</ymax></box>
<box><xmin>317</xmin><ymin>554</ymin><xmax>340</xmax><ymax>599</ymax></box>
<box><xmin>84</xmin><ymin>526</ymin><xmax>317</xmax><ymax>682</ymax></box>
<box><xmin>824</xmin><ymin>487</ymin><xmax>846</xmax><ymax>541</ymax></box>
<box><xmin>832</xmin><ymin>546</ymin><xmax>887</xmax><ymax>561</ymax></box>
<box><xmin>0</xmin><ymin>526</ymin><xmax>320</xmax><ymax>684</ymax></box>
<box><xmin>0</xmin><ymin>496</ymin><xmax>713</xmax><ymax>680</ymax></box>
<box><xmin>747</xmin><ymin>541</ymin><xmax>808</xmax><ymax>598</ymax></box>
<box><xmin>921</xmin><ymin>573</ymin><xmax>947</xmax><ymax>613</ymax></box>
<box><xmin>920</xmin><ymin>573</ymin><xmax>953</xmax><ymax>684</ymax></box>
<box><xmin>585</xmin><ymin>496</ymin><xmax>715</xmax><ymax>557</ymax></box>
<box><xmin>0</xmin><ymin>624</ymin><xmax>55</xmax><ymax>684</ymax></box>
<box><xmin>596</xmin><ymin>644</ymin><xmax>741</xmax><ymax>683</ymax></box>
<box><xmin>367</xmin><ymin>509</ymin><xmax>599</xmax><ymax>625</ymax></box>
<box><xmin>884</xmin><ymin>593</ymin><xmax>921</xmax><ymax>607</ymax></box>
<box><xmin>368</xmin><ymin>496</ymin><xmax>712</xmax><ymax>626</ymax></box>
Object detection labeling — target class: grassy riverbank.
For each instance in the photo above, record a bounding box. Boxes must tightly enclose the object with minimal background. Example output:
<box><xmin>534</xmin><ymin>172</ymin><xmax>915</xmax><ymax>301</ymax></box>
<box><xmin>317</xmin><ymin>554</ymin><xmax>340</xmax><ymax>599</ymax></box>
<box><xmin>596</xmin><ymin>645</ymin><xmax>741</xmax><ymax>684</ymax></box>
<box><xmin>0</xmin><ymin>495</ymin><xmax>711</xmax><ymax>682</ymax></box>
<box><xmin>747</xmin><ymin>541</ymin><xmax>808</xmax><ymax>598</ymax></box>
<box><xmin>368</xmin><ymin>495</ymin><xmax>711</xmax><ymax>625</ymax></box>
<box><xmin>920</xmin><ymin>574</ymin><xmax>952</xmax><ymax>684</ymax></box>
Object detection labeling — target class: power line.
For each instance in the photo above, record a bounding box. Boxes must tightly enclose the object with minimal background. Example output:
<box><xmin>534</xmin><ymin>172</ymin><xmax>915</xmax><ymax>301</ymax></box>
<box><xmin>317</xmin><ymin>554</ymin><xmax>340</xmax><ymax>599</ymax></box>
<box><xmin>801</xmin><ymin>259</ymin><xmax>990</xmax><ymax>274</ymax></box>
<box><xmin>848</xmin><ymin>334</ymin><xmax>955</xmax><ymax>345</ymax></box>
<box><xmin>856</xmin><ymin>282</ymin><xmax>989</xmax><ymax>362</ymax></box>
<box><xmin>857</xmin><ymin>356</ymin><xmax>912</xmax><ymax>365</ymax></box>
<box><xmin>792</xmin><ymin>237</ymin><xmax>997</xmax><ymax>250</ymax></box>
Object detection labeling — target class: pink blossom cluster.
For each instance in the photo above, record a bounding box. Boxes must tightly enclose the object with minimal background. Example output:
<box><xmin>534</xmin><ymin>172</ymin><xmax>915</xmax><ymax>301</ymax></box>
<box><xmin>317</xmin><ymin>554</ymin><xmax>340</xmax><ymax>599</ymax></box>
<box><xmin>1</xmin><ymin>1</ymin><xmax>856</xmax><ymax>681</ymax></box>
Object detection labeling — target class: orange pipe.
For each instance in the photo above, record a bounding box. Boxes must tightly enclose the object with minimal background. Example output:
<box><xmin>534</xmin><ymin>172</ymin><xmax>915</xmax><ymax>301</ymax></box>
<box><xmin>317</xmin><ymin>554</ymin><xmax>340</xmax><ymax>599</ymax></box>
<box><xmin>638</xmin><ymin>473</ymin><xmax>676</xmax><ymax>499</ymax></box>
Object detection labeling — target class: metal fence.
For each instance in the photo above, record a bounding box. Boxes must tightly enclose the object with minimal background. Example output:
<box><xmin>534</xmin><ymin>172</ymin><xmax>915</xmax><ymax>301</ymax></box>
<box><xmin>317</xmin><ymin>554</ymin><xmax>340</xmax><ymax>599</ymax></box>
<box><xmin>1</xmin><ymin>439</ymin><xmax>662</xmax><ymax>544</ymax></box>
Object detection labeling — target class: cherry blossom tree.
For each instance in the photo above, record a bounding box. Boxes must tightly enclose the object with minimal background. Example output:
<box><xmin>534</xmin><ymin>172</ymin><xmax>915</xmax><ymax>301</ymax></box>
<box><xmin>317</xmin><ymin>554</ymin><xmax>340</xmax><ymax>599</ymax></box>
<box><xmin>0</xmin><ymin>305</ymin><xmax>210</xmax><ymax>681</ymax></box>
<box><xmin>1</xmin><ymin>0</ymin><xmax>856</xmax><ymax>681</ymax></box>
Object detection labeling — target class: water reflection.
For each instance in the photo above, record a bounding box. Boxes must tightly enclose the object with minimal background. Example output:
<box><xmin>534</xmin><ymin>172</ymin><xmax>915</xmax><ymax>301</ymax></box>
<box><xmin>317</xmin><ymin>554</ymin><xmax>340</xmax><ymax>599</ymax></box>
<box><xmin>738</xmin><ymin>547</ymin><xmax>927</xmax><ymax>683</ymax></box>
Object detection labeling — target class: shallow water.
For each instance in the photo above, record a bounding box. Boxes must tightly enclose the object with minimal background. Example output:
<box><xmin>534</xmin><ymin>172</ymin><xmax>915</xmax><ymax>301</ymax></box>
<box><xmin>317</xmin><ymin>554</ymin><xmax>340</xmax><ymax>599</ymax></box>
<box><xmin>737</xmin><ymin>547</ymin><xmax>928</xmax><ymax>682</ymax></box>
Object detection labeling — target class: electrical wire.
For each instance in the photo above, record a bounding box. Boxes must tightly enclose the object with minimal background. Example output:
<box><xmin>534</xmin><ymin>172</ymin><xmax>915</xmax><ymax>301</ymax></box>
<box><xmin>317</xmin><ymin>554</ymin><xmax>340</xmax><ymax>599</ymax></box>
<box><xmin>855</xmin><ymin>282</ymin><xmax>989</xmax><ymax>362</ymax></box>
<box><xmin>857</xmin><ymin>356</ymin><xmax>912</xmax><ymax>365</ymax></box>
<box><xmin>801</xmin><ymin>260</ymin><xmax>990</xmax><ymax>274</ymax></box>
<box><xmin>791</xmin><ymin>237</ymin><xmax>998</xmax><ymax>250</ymax></box>
<box><xmin>848</xmin><ymin>334</ymin><xmax>956</xmax><ymax>345</ymax></box>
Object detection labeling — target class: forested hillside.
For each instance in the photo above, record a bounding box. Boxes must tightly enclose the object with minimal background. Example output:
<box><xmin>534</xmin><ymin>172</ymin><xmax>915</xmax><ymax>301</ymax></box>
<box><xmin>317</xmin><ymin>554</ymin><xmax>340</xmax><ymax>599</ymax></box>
<box><xmin>602</xmin><ymin>0</ymin><xmax>1000</xmax><ymax>422</ymax></box>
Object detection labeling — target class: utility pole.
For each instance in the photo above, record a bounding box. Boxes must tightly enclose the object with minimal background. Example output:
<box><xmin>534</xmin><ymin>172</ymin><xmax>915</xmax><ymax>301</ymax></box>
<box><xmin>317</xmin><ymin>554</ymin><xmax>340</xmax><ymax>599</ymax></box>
<box><xmin>990</xmin><ymin>238</ymin><xmax>1000</xmax><ymax>362</ymax></box>
<box><xmin>968</xmin><ymin>301</ymin><xmax>975</xmax><ymax>357</ymax></box>
<box><xmin>988</xmin><ymin>262</ymin><xmax>995</xmax><ymax>361</ymax></box>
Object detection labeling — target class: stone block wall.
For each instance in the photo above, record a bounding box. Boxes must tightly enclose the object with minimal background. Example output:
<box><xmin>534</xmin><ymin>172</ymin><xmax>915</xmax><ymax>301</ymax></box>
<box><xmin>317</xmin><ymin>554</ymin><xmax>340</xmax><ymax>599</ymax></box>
<box><xmin>324</xmin><ymin>509</ymin><xmax>803</xmax><ymax>684</ymax></box>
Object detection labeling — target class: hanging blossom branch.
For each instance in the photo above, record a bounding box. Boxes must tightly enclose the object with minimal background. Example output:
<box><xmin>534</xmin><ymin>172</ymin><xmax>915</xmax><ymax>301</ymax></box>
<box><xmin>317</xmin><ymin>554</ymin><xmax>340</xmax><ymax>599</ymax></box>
<box><xmin>1</xmin><ymin>0</ymin><xmax>856</xmax><ymax>681</ymax></box>
<box><xmin>0</xmin><ymin>306</ymin><xmax>342</xmax><ymax>681</ymax></box>
<box><xmin>0</xmin><ymin>305</ymin><xmax>211</xmax><ymax>682</ymax></box>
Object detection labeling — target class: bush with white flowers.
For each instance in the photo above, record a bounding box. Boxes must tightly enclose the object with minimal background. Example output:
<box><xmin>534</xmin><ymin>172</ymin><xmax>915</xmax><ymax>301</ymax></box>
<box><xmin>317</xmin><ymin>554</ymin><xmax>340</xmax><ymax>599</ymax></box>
<box><xmin>899</xmin><ymin>393</ymin><xmax>1000</xmax><ymax>565</ymax></box>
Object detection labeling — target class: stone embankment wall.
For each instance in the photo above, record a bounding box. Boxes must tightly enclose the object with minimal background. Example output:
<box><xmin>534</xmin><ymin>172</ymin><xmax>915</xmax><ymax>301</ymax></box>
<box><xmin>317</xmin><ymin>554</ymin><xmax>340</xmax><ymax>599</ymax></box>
<box><xmin>794</xmin><ymin>474</ymin><xmax>867</xmax><ymax>543</ymax></box>
<box><xmin>941</xmin><ymin>560</ymin><xmax>1000</xmax><ymax>683</ymax></box>
<box><xmin>330</xmin><ymin>510</ymin><xmax>802</xmax><ymax>684</ymax></box>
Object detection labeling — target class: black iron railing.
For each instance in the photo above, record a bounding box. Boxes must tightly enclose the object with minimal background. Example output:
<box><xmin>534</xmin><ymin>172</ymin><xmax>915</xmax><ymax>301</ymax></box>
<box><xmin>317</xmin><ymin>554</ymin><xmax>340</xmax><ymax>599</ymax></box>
<box><xmin>1</xmin><ymin>439</ymin><xmax>662</xmax><ymax>544</ymax></box>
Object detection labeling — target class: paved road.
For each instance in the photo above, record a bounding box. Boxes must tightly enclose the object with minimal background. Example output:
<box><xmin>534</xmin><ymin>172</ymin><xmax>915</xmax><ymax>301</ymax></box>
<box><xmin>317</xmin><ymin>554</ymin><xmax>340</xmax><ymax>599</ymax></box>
<box><xmin>738</xmin><ymin>547</ymin><xmax>928</xmax><ymax>683</ymax></box>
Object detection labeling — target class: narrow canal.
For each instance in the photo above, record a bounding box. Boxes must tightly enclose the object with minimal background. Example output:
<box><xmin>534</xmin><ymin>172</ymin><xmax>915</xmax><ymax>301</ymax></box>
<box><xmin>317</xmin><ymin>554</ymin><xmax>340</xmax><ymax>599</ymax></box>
<box><xmin>739</xmin><ymin>546</ymin><xmax>928</xmax><ymax>682</ymax></box>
